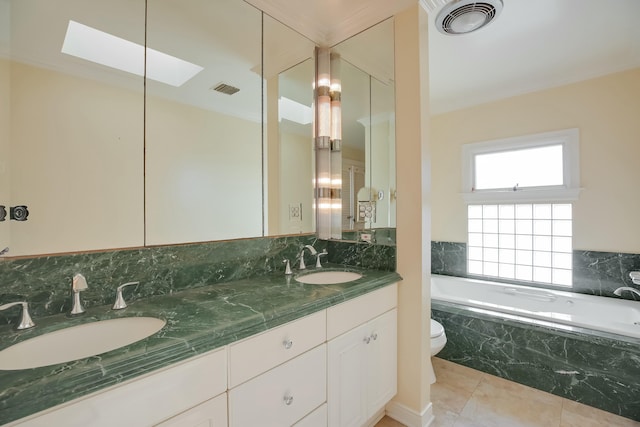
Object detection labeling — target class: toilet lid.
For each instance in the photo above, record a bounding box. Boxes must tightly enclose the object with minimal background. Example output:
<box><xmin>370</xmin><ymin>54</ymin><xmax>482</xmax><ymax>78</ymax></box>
<box><xmin>430</xmin><ymin>319</ymin><xmax>444</xmax><ymax>338</ymax></box>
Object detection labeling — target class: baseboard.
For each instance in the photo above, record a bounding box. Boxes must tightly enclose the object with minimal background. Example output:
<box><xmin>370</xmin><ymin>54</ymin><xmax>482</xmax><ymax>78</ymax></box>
<box><xmin>385</xmin><ymin>401</ymin><xmax>434</xmax><ymax>427</ymax></box>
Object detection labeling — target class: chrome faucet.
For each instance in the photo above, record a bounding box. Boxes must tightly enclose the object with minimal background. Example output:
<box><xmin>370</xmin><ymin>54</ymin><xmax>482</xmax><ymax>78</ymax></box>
<box><xmin>283</xmin><ymin>259</ymin><xmax>293</xmax><ymax>275</ymax></box>
<box><xmin>70</xmin><ymin>273</ymin><xmax>88</xmax><ymax>315</ymax></box>
<box><xmin>0</xmin><ymin>301</ymin><xmax>35</xmax><ymax>330</ymax></box>
<box><xmin>298</xmin><ymin>245</ymin><xmax>317</xmax><ymax>270</ymax></box>
<box><xmin>613</xmin><ymin>287</ymin><xmax>640</xmax><ymax>298</ymax></box>
<box><xmin>112</xmin><ymin>281</ymin><xmax>140</xmax><ymax>310</ymax></box>
<box><xmin>315</xmin><ymin>249</ymin><xmax>329</xmax><ymax>268</ymax></box>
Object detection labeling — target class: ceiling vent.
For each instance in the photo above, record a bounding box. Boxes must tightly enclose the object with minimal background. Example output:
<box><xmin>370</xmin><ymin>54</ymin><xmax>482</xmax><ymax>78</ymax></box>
<box><xmin>431</xmin><ymin>0</ymin><xmax>503</xmax><ymax>35</ymax></box>
<box><xmin>211</xmin><ymin>83</ymin><xmax>240</xmax><ymax>95</ymax></box>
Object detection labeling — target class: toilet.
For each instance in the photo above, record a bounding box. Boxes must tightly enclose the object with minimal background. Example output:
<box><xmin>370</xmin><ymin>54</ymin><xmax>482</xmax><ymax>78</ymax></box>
<box><xmin>429</xmin><ymin>319</ymin><xmax>447</xmax><ymax>384</ymax></box>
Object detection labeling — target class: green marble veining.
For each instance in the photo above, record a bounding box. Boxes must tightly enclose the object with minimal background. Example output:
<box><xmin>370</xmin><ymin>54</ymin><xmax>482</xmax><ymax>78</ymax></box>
<box><xmin>432</xmin><ymin>301</ymin><xmax>640</xmax><ymax>422</ymax></box>
<box><xmin>326</xmin><ymin>240</ymin><xmax>396</xmax><ymax>270</ymax></box>
<box><xmin>0</xmin><ymin>265</ymin><xmax>401</xmax><ymax>425</ymax></box>
<box><xmin>0</xmin><ymin>235</ymin><xmax>331</xmax><ymax>323</ymax></box>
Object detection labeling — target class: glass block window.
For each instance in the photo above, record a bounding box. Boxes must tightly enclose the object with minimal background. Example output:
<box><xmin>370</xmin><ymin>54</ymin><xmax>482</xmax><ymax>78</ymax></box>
<box><xmin>468</xmin><ymin>203</ymin><xmax>572</xmax><ymax>286</ymax></box>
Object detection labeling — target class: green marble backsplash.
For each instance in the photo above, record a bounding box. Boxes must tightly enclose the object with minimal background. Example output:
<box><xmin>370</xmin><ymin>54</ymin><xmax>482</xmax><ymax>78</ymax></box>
<box><xmin>0</xmin><ymin>235</ymin><xmax>396</xmax><ymax>325</ymax></box>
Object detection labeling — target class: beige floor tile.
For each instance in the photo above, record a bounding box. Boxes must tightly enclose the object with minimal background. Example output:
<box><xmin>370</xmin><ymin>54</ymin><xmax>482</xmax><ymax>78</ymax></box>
<box><xmin>459</xmin><ymin>374</ymin><xmax>563</xmax><ymax>427</ymax></box>
<box><xmin>432</xmin><ymin>381</ymin><xmax>475</xmax><ymax>415</ymax></box>
<box><xmin>560</xmin><ymin>399</ymin><xmax>640</xmax><ymax>427</ymax></box>
<box><xmin>374</xmin><ymin>415</ymin><xmax>407</xmax><ymax>427</ymax></box>
<box><xmin>433</xmin><ymin>358</ymin><xmax>484</xmax><ymax>394</ymax></box>
<box><xmin>451</xmin><ymin>415</ymin><xmax>492</xmax><ymax>427</ymax></box>
<box><xmin>431</xmin><ymin>357</ymin><xmax>484</xmax><ymax>417</ymax></box>
<box><xmin>431</xmin><ymin>408</ymin><xmax>460</xmax><ymax>427</ymax></box>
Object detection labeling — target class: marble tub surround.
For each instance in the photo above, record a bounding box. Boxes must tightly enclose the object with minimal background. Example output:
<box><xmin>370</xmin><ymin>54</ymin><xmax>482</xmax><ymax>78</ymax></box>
<box><xmin>432</xmin><ymin>302</ymin><xmax>640</xmax><ymax>422</ymax></box>
<box><xmin>430</xmin><ymin>241</ymin><xmax>640</xmax><ymax>298</ymax></box>
<box><xmin>431</xmin><ymin>241</ymin><xmax>466</xmax><ymax>278</ymax></box>
<box><xmin>573</xmin><ymin>250</ymin><xmax>640</xmax><ymax>299</ymax></box>
<box><xmin>0</xmin><ymin>235</ymin><xmax>346</xmax><ymax>325</ymax></box>
<box><xmin>0</xmin><ymin>266</ymin><xmax>401</xmax><ymax>425</ymax></box>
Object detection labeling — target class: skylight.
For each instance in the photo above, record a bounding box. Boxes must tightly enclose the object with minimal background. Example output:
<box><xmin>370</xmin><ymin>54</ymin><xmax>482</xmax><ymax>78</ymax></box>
<box><xmin>61</xmin><ymin>20</ymin><xmax>203</xmax><ymax>87</ymax></box>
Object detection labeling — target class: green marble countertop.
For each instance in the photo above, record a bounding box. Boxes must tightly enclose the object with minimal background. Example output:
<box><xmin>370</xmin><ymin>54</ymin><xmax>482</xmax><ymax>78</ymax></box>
<box><xmin>0</xmin><ymin>265</ymin><xmax>401</xmax><ymax>425</ymax></box>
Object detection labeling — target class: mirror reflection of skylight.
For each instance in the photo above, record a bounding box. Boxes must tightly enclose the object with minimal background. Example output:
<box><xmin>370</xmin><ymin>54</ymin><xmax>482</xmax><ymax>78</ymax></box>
<box><xmin>61</xmin><ymin>20</ymin><xmax>203</xmax><ymax>87</ymax></box>
<box><xmin>278</xmin><ymin>97</ymin><xmax>313</xmax><ymax>125</ymax></box>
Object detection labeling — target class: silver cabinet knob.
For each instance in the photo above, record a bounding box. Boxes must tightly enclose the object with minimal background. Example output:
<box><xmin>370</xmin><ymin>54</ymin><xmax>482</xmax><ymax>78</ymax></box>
<box><xmin>363</xmin><ymin>336</ymin><xmax>371</xmax><ymax>344</ymax></box>
<box><xmin>371</xmin><ymin>332</ymin><xmax>378</xmax><ymax>341</ymax></box>
<box><xmin>283</xmin><ymin>395</ymin><xmax>294</xmax><ymax>406</ymax></box>
<box><xmin>283</xmin><ymin>339</ymin><xmax>293</xmax><ymax>350</ymax></box>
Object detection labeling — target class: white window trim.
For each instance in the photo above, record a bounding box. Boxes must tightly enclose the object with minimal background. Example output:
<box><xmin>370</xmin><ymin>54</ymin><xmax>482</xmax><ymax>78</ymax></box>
<box><xmin>461</xmin><ymin>128</ymin><xmax>581</xmax><ymax>204</ymax></box>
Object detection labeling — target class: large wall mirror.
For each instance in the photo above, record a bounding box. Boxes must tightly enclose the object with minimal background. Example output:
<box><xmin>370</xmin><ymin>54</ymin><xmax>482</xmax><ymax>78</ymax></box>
<box><xmin>2</xmin><ymin>0</ymin><xmax>146</xmax><ymax>257</ymax></box>
<box><xmin>266</xmin><ymin>17</ymin><xmax>396</xmax><ymax>243</ymax></box>
<box><xmin>0</xmin><ymin>0</ymin><xmax>316</xmax><ymax>257</ymax></box>
<box><xmin>332</xmin><ymin>18</ymin><xmax>396</xmax><ymax>243</ymax></box>
<box><xmin>145</xmin><ymin>0</ymin><xmax>264</xmax><ymax>245</ymax></box>
<box><xmin>1</xmin><ymin>1</ymin><xmax>395</xmax><ymax>258</ymax></box>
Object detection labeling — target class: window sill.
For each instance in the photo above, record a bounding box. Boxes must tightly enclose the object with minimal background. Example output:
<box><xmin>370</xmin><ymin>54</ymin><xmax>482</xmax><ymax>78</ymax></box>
<box><xmin>462</xmin><ymin>187</ymin><xmax>582</xmax><ymax>205</ymax></box>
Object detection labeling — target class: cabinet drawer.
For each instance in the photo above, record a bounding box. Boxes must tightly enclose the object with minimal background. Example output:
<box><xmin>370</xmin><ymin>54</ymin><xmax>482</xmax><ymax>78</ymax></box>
<box><xmin>16</xmin><ymin>348</ymin><xmax>227</xmax><ymax>427</ymax></box>
<box><xmin>327</xmin><ymin>283</ymin><xmax>397</xmax><ymax>340</ymax></box>
<box><xmin>293</xmin><ymin>403</ymin><xmax>327</xmax><ymax>427</ymax></box>
<box><xmin>228</xmin><ymin>310</ymin><xmax>326</xmax><ymax>387</ymax></box>
<box><xmin>155</xmin><ymin>392</ymin><xmax>227</xmax><ymax>427</ymax></box>
<box><xmin>228</xmin><ymin>344</ymin><xmax>327</xmax><ymax>427</ymax></box>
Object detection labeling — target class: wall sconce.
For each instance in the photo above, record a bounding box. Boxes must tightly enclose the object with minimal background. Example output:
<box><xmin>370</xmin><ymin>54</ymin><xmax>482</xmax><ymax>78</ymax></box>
<box><xmin>315</xmin><ymin>47</ymin><xmax>342</xmax><ymax>239</ymax></box>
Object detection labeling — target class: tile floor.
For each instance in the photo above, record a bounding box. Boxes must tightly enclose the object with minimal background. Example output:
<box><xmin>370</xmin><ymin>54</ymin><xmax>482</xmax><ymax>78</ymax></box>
<box><xmin>375</xmin><ymin>357</ymin><xmax>640</xmax><ymax>427</ymax></box>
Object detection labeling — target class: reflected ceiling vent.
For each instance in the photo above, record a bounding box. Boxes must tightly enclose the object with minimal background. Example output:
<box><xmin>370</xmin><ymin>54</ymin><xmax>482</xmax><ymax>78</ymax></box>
<box><xmin>423</xmin><ymin>0</ymin><xmax>503</xmax><ymax>35</ymax></box>
<box><xmin>211</xmin><ymin>83</ymin><xmax>240</xmax><ymax>95</ymax></box>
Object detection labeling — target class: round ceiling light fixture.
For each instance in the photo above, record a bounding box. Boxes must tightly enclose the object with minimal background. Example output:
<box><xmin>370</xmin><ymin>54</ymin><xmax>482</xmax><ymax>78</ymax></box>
<box><xmin>434</xmin><ymin>0</ymin><xmax>503</xmax><ymax>35</ymax></box>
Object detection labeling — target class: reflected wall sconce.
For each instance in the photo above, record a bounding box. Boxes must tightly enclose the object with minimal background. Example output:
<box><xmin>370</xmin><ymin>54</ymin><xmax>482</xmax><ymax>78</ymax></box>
<box><xmin>315</xmin><ymin>47</ymin><xmax>342</xmax><ymax>239</ymax></box>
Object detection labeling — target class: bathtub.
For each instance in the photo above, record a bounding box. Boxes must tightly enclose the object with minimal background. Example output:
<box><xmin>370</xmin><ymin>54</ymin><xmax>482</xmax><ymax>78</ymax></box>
<box><xmin>431</xmin><ymin>274</ymin><xmax>640</xmax><ymax>339</ymax></box>
<box><xmin>431</xmin><ymin>273</ymin><xmax>640</xmax><ymax>421</ymax></box>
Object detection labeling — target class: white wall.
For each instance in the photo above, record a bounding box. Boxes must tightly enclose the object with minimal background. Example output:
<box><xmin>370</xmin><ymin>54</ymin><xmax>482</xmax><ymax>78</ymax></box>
<box><xmin>6</xmin><ymin>60</ymin><xmax>264</xmax><ymax>255</ymax></box>
<box><xmin>145</xmin><ymin>95</ymin><xmax>263</xmax><ymax>245</ymax></box>
<box><xmin>9</xmin><ymin>61</ymin><xmax>144</xmax><ymax>256</ymax></box>
<box><xmin>0</xmin><ymin>59</ymin><xmax>10</xmax><ymax>252</ymax></box>
<box><xmin>432</xmin><ymin>67</ymin><xmax>640</xmax><ymax>254</ymax></box>
<box><xmin>278</xmin><ymin>130</ymin><xmax>313</xmax><ymax>234</ymax></box>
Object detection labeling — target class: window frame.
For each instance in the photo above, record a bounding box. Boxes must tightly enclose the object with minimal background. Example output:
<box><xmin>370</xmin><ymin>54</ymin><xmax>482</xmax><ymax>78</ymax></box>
<box><xmin>461</xmin><ymin>128</ymin><xmax>581</xmax><ymax>204</ymax></box>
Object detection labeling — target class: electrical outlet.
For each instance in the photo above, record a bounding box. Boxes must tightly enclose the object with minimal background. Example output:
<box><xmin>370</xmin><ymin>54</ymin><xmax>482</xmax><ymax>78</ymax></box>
<box><xmin>289</xmin><ymin>203</ymin><xmax>302</xmax><ymax>222</ymax></box>
<box><xmin>360</xmin><ymin>233</ymin><xmax>372</xmax><ymax>243</ymax></box>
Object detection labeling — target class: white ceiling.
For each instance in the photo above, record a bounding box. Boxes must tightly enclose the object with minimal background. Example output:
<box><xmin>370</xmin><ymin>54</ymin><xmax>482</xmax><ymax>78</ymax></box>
<box><xmin>6</xmin><ymin>0</ymin><xmax>639</xmax><ymax>122</ymax></box>
<box><xmin>251</xmin><ymin>0</ymin><xmax>640</xmax><ymax>115</ymax></box>
<box><xmin>245</xmin><ymin>0</ymin><xmax>415</xmax><ymax>48</ymax></box>
<box><xmin>426</xmin><ymin>0</ymin><xmax>640</xmax><ymax>114</ymax></box>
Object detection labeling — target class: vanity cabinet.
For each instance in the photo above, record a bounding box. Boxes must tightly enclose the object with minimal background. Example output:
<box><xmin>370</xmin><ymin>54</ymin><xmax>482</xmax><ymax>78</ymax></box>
<box><xmin>326</xmin><ymin>285</ymin><xmax>398</xmax><ymax>427</ymax></box>
<box><xmin>228</xmin><ymin>344</ymin><xmax>327</xmax><ymax>427</ymax></box>
<box><xmin>228</xmin><ymin>310</ymin><xmax>326</xmax><ymax>388</ymax></box>
<box><xmin>13</xmin><ymin>348</ymin><xmax>227</xmax><ymax>427</ymax></box>
<box><xmin>227</xmin><ymin>310</ymin><xmax>327</xmax><ymax>427</ymax></box>
<box><xmin>154</xmin><ymin>393</ymin><xmax>227</xmax><ymax>427</ymax></box>
<box><xmin>8</xmin><ymin>283</ymin><xmax>398</xmax><ymax>427</ymax></box>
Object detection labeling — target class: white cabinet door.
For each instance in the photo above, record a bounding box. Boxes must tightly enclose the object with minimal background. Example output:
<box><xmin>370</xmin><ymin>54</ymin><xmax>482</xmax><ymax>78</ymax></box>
<box><xmin>155</xmin><ymin>393</ymin><xmax>227</xmax><ymax>427</ymax></box>
<box><xmin>327</xmin><ymin>309</ymin><xmax>397</xmax><ymax>427</ymax></box>
<box><xmin>327</xmin><ymin>321</ymin><xmax>369</xmax><ymax>427</ymax></box>
<box><xmin>365</xmin><ymin>309</ymin><xmax>397</xmax><ymax>417</ymax></box>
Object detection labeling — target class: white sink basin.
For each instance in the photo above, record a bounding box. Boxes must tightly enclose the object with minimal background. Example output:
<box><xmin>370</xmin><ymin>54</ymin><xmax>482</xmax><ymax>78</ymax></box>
<box><xmin>295</xmin><ymin>271</ymin><xmax>362</xmax><ymax>285</ymax></box>
<box><xmin>0</xmin><ymin>316</ymin><xmax>166</xmax><ymax>370</ymax></box>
